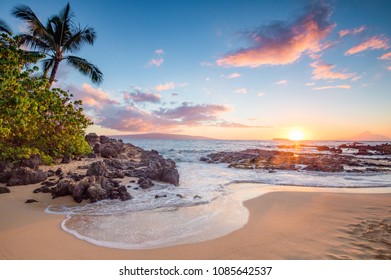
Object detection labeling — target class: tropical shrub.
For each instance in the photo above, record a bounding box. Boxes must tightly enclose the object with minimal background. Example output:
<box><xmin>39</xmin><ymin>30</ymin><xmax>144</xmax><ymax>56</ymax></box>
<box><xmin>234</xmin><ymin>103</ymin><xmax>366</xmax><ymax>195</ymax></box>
<box><xmin>0</xmin><ymin>34</ymin><xmax>92</xmax><ymax>163</ymax></box>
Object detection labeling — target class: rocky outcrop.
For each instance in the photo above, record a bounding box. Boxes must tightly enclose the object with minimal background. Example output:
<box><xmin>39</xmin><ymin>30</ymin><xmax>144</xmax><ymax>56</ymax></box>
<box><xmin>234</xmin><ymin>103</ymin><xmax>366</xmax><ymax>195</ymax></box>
<box><xmin>85</xmin><ymin>133</ymin><xmax>100</xmax><ymax>147</ymax></box>
<box><xmin>138</xmin><ymin>177</ymin><xmax>154</xmax><ymax>189</ymax></box>
<box><xmin>132</xmin><ymin>150</ymin><xmax>179</xmax><ymax>186</ymax></box>
<box><xmin>0</xmin><ymin>186</ymin><xmax>10</xmax><ymax>194</ymax></box>
<box><xmin>4</xmin><ymin>134</ymin><xmax>179</xmax><ymax>203</ymax></box>
<box><xmin>49</xmin><ymin>176</ymin><xmax>132</xmax><ymax>203</ymax></box>
<box><xmin>0</xmin><ymin>161</ymin><xmax>13</xmax><ymax>183</ymax></box>
<box><xmin>30</xmin><ymin>134</ymin><xmax>179</xmax><ymax>203</ymax></box>
<box><xmin>83</xmin><ymin>135</ymin><xmax>179</xmax><ymax>185</ymax></box>
<box><xmin>201</xmin><ymin>149</ymin><xmax>358</xmax><ymax>172</ymax></box>
<box><xmin>1</xmin><ymin>155</ymin><xmax>47</xmax><ymax>186</ymax></box>
<box><xmin>339</xmin><ymin>143</ymin><xmax>391</xmax><ymax>155</ymax></box>
<box><xmin>7</xmin><ymin>167</ymin><xmax>48</xmax><ymax>186</ymax></box>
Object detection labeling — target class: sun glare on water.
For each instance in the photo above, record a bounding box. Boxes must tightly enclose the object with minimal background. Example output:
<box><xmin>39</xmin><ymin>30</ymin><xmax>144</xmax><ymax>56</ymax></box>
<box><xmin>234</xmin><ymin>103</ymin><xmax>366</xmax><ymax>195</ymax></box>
<box><xmin>288</xmin><ymin>129</ymin><xmax>304</xmax><ymax>141</ymax></box>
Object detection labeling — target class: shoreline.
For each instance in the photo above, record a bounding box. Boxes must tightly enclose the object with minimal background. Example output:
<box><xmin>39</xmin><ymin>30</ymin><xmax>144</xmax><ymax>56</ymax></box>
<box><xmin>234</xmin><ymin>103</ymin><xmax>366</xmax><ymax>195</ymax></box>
<box><xmin>1</xmin><ymin>182</ymin><xmax>390</xmax><ymax>260</ymax></box>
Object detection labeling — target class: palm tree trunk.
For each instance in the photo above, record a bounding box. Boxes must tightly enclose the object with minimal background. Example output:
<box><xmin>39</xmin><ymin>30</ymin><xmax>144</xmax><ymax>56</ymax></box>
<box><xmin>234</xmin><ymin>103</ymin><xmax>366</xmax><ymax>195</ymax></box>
<box><xmin>49</xmin><ymin>59</ymin><xmax>61</xmax><ymax>86</ymax></box>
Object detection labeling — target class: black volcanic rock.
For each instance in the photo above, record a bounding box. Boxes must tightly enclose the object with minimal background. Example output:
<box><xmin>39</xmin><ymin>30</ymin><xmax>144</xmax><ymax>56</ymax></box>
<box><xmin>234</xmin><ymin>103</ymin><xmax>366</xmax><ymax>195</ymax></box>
<box><xmin>2</xmin><ymin>134</ymin><xmax>179</xmax><ymax>204</ymax></box>
<box><xmin>132</xmin><ymin>150</ymin><xmax>180</xmax><ymax>186</ymax></box>
<box><xmin>87</xmin><ymin>161</ymin><xmax>110</xmax><ymax>177</ymax></box>
<box><xmin>201</xmin><ymin>148</ymin><xmax>359</xmax><ymax>173</ymax></box>
<box><xmin>7</xmin><ymin>167</ymin><xmax>48</xmax><ymax>186</ymax></box>
<box><xmin>0</xmin><ymin>161</ymin><xmax>13</xmax><ymax>183</ymax></box>
<box><xmin>138</xmin><ymin>177</ymin><xmax>154</xmax><ymax>189</ymax></box>
<box><xmin>0</xmin><ymin>186</ymin><xmax>10</xmax><ymax>194</ymax></box>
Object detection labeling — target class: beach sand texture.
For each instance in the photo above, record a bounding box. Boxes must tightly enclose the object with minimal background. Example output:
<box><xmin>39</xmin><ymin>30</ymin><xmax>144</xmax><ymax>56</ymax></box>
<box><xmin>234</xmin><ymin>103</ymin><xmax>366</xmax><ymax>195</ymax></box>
<box><xmin>1</xmin><ymin>181</ymin><xmax>390</xmax><ymax>260</ymax></box>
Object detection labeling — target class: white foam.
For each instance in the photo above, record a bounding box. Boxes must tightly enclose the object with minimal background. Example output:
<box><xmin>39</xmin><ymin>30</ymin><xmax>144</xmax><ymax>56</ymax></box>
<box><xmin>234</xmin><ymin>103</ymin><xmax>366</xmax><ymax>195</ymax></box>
<box><xmin>58</xmin><ymin>183</ymin><xmax>391</xmax><ymax>250</ymax></box>
<box><xmin>61</xmin><ymin>194</ymin><xmax>248</xmax><ymax>249</ymax></box>
<box><xmin>45</xmin><ymin>139</ymin><xmax>391</xmax><ymax>249</ymax></box>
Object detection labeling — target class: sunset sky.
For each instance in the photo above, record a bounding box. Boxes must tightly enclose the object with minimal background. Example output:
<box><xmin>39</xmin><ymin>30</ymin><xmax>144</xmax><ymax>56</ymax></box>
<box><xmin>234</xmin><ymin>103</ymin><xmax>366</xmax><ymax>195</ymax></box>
<box><xmin>1</xmin><ymin>0</ymin><xmax>391</xmax><ymax>140</ymax></box>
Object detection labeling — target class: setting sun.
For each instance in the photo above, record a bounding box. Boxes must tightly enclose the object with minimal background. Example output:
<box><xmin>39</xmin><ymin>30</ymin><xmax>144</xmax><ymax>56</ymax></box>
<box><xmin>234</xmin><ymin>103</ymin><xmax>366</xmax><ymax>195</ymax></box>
<box><xmin>288</xmin><ymin>129</ymin><xmax>304</xmax><ymax>141</ymax></box>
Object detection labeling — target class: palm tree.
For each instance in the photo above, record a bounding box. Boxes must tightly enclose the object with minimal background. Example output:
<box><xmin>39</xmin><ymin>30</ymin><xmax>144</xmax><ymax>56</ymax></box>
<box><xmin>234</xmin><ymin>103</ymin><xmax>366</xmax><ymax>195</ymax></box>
<box><xmin>12</xmin><ymin>3</ymin><xmax>103</xmax><ymax>86</ymax></box>
<box><xmin>0</xmin><ymin>19</ymin><xmax>12</xmax><ymax>35</ymax></box>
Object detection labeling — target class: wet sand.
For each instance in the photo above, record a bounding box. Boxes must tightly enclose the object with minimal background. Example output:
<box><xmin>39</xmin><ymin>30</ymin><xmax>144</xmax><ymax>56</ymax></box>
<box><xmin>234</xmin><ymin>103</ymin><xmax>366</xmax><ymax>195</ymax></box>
<box><xmin>1</xmin><ymin>182</ymin><xmax>390</xmax><ymax>260</ymax></box>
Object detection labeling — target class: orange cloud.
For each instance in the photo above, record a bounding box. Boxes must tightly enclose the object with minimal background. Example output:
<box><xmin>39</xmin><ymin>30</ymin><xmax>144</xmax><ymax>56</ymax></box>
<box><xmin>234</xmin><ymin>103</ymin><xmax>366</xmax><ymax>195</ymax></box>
<box><xmin>339</xmin><ymin>26</ymin><xmax>366</xmax><ymax>37</ymax></box>
<box><xmin>379</xmin><ymin>52</ymin><xmax>391</xmax><ymax>60</ymax></box>
<box><xmin>312</xmin><ymin>85</ymin><xmax>351</xmax><ymax>90</ymax></box>
<box><xmin>311</xmin><ymin>61</ymin><xmax>356</xmax><ymax>80</ymax></box>
<box><xmin>70</xmin><ymin>83</ymin><xmax>119</xmax><ymax>109</ymax></box>
<box><xmin>345</xmin><ymin>35</ymin><xmax>390</xmax><ymax>55</ymax></box>
<box><xmin>216</xmin><ymin>2</ymin><xmax>334</xmax><ymax>67</ymax></box>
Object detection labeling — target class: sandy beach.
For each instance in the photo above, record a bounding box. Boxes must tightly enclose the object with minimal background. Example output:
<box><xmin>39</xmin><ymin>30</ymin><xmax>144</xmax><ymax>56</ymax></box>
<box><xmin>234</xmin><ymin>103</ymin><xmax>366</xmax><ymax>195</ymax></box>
<box><xmin>1</xmin><ymin>180</ymin><xmax>390</xmax><ymax>260</ymax></box>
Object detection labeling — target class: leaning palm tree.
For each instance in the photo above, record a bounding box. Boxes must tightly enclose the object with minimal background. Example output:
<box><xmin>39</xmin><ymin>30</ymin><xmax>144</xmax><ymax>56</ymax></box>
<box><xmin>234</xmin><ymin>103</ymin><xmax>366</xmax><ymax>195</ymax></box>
<box><xmin>0</xmin><ymin>19</ymin><xmax>12</xmax><ymax>35</ymax></box>
<box><xmin>12</xmin><ymin>3</ymin><xmax>103</xmax><ymax>86</ymax></box>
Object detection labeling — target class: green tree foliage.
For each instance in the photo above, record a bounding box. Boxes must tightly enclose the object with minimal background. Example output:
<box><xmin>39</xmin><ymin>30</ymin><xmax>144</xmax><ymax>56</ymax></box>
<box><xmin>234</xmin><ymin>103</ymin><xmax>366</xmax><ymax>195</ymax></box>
<box><xmin>12</xmin><ymin>3</ymin><xmax>103</xmax><ymax>86</ymax></box>
<box><xmin>0</xmin><ymin>34</ymin><xmax>92</xmax><ymax>163</ymax></box>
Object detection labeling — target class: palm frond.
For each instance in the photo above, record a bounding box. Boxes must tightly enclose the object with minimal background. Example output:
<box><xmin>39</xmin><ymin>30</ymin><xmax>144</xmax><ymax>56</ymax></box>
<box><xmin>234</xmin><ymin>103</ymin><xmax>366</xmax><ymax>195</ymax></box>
<box><xmin>0</xmin><ymin>19</ymin><xmax>12</xmax><ymax>35</ymax></box>
<box><xmin>59</xmin><ymin>3</ymin><xmax>74</xmax><ymax>26</ymax></box>
<box><xmin>63</xmin><ymin>26</ymin><xmax>96</xmax><ymax>52</ymax></box>
<box><xmin>15</xmin><ymin>34</ymin><xmax>50</xmax><ymax>52</ymax></box>
<box><xmin>12</xmin><ymin>5</ymin><xmax>55</xmax><ymax>46</ymax></box>
<box><xmin>66</xmin><ymin>55</ymin><xmax>103</xmax><ymax>85</ymax></box>
<box><xmin>51</xmin><ymin>3</ymin><xmax>74</xmax><ymax>46</ymax></box>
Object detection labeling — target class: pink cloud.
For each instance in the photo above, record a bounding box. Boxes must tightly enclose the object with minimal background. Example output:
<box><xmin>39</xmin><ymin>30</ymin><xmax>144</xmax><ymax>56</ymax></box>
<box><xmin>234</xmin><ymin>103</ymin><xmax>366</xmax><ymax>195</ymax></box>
<box><xmin>216</xmin><ymin>1</ymin><xmax>334</xmax><ymax>67</ymax></box>
<box><xmin>68</xmin><ymin>83</ymin><xmax>243</xmax><ymax>132</ymax></box>
<box><xmin>345</xmin><ymin>35</ymin><xmax>390</xmax><ymax>55</ymax></box>
<box><xmin>69</xmin><ymin>83</ymin><xmax>119</xmax><ymax>109</ymax></box>
<box><xmin>148</xmin><ymin>58</ymin><xmax>164</xmax><ymax>67</ymax></box>
<box><xmin>379</xmin><ymin>52</ymin><xmax>391</xmax><ymax>60</ymax></box>
<box><xmin>227</xmin><ymin>73</ymin><xmax>241</xmax><ymax>79</ymax></box>
<box><xmin>155</xmin><ymin>102</ymin><xmax>232</xmax><ymax>125</ymax></box>
<box><xmin>154</xmin><ymin>82</ymin><xmax>188</xmax><ymax>92</ymax></box>
<box><xmin>98</xmin><ymin>105</ymin><xmax>173</xmax><ymax>132</ymax></box>
<box><xmin>339</xmin><ymin>26</ymin><xmax>366</xmax><ymax>37</ymax></box>
<box><xmin>212</xmin><ymin>121</ymin><xmax>271</xmax><ymax>128</ymax></box>
<box><xmin>96</xmin><ymin>102</ymin><xmax>234</xmax><ymax>132</ymax></box>
<box><xmin>275</xmin><ymin>80</ymin><xmax>288</xmax><ymax>85</ymax></box>
<box><xmin>148</xmin><ymin>49</ymin><xmax>165</xmax><ymax>67</ymax></box>
<box><xmin>387</xmin><ymin>66</ymin><xmax>391</xmax><ymax>71</ymax></box>
<box><xmin>123</xmin><ymin>90</ymin><xmax>161</xmax><ymax>104</ymax></box>
<box><xmin>154</xmin><ymin>82</ymin><xmax>175</xmax><ymax>91</ymax></box>
<box><xmin>311</xmin><ymin>61</ymin><xmax>357</xmax><ymax>80</ymax></box>
<box><xmin>312</xmin><ymin>85</ymin><xmax>351</xmax><ymax>90</ymax></box>
<box><xmin>235</xmin><ymin>88</ymin><xmax>247</xmax><ymax>94</ymax></box>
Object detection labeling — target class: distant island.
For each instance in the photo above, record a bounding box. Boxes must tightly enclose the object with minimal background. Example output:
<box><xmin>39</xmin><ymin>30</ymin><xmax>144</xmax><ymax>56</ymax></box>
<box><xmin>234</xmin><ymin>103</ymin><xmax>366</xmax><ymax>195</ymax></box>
<box><xmin>345</xmin><ymin>131</ymin><xmax>391</xmax><ymax>141</ymax></box>
<box><xmin>111</xmin><ymin>133</ymin><xmax>216</xmax><ymax>140</ymax></box>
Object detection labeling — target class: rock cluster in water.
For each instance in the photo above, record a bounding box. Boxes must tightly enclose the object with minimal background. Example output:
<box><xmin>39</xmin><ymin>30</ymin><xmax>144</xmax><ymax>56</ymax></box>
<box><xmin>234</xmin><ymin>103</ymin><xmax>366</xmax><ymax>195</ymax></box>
<box><xmin>0</xmin><ymin>134</ymin><xmax>180</xmax><ymax>203</ymax></box>
<box><xmin>201</xmin><ymin>144</ymin><xmax>391</xmax><ymax>173</ymax></box>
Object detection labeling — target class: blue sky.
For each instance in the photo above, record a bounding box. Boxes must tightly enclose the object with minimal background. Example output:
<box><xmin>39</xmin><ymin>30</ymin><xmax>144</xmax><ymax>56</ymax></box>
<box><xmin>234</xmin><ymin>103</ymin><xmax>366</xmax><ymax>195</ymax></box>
<box><xmin>1</xmin><ymin>0</ymin><xmax>391</xmax><ymax>140</ymax></box>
